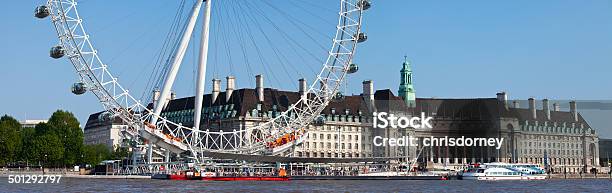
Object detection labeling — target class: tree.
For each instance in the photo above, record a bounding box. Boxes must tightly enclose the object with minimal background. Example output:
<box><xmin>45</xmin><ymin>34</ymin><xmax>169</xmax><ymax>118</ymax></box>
<box><xmin>111</xmin><ymin>146</ymin><xmax>130</xmax><ymax>160</ymax></box>
<box><xmin>83</xmin><ymin>144</ymin><xmax>111</xmax><ymax>166</ymax></box>
<box><xmin>46</xmin><ymin>110</ymin><xmax>84</xmax><ymax>166</ymax></box>
<box><xmin>0</xmin><ymin>115</ymin><xmax>22</xmax><ymax>165</ymax></box>
<box><xmin>19</xmin><ymin>127</ymin><xmax>37</xmax><ymax>164</ymax></box>
<box><xmin>31</xmin><ymin>132</ymin><xmax>64</xmax><ymax>167</ymax></box>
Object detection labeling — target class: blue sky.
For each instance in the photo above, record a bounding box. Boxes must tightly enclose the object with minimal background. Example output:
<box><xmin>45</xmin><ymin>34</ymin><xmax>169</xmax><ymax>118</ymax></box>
<box><xmin>1</xmin><ymin>0</ymin><xmax>611</xmax><ymax>136</ymax></box>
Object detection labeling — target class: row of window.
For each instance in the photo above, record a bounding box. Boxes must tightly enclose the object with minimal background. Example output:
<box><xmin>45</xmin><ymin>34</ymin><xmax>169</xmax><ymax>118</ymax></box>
<box><xmin>521</xmin><ymin>123</ymin><xmax>588</xmax><ymax>134</ymax></box>
<box><xmin>519</xmin><ymin>157</ymin><xmax>584</xmax><ymax>166</ymax></box>
<box><xmin>522</xmin><ymin>148</ymin><xmax>582</xmax><ymax>156</ymax></box>
<box><xmin>296</xmin><ymin>152</ymin><xmax>371</xmax><ymax>158</ymax></box>
<box><xmin>309</xmin><ymin>133</ymin><xmax>360</xmax><ymax>142</ymax></box>
<box><xmin>524</xmin><ymin>141</ymin><xmax>581</xmax><ymax>149</ymax></box>
<box><xmin>523</xmin><ymin>135</ymin><xmax>581</xmax><ymax>141</ymax></box>
<box><xmin>315</xmin><ymin>125</ymin><xmax>365</xmax><ymax>132</ymax></box>
<box><xmin>303</xmin><ymin>142</ymin><xmax>365</xmax><ymax>150</ymax></box>
<box><xmin>486</xmin><ymin>172</ymin><xmax>520</xmax><ymax>176</ymax></box>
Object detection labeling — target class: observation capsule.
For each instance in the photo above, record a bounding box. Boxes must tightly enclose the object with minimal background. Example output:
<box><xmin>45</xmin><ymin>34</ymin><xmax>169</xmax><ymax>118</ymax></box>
<box><xmin>71</xmin><ymin>82</ymin><xmax>87</xmax><ymax>95</ymax></box>
<box><xmin>314</xmin><ymin>115</ymin><xmax>326</xmax><ymax>126</ymax></box>
<box><xmin>334</xmin><ymin>92</ymin><xmax>345</xmax><ymax>100</ymax></box>
<box><xmin>355</xmin><ymin>32</ymin><xmax>367</xmax><ymax>43</ymax></box>
<box><xmin>359</xmin><ymin>0</ymin><xmax>371</xmax><ymax>10</ymax></box>
<box><xmin>34</xmin><ymin>6</ymin><xmax>50</xmax><ymax>19</ymax></box>
<box><xmin>50</xmin><ymin>45</ymin><xmax>65</xmax><ymax>59</ymax></box>
<box><xmin>347</xmin><ymin>63</ymin><xmax>359</xmax><ymax>74</ymax></box>
<box><xmin>98</xmin><ymin>111</ymin><xmax>113</xmax><ymax>122</ymax></box>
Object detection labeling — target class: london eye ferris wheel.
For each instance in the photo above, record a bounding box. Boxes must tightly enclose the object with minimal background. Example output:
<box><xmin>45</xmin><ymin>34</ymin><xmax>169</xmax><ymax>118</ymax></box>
<box><xmin>35</xmin><ymin>0</ymin><xmax>371</xmax><ymax>164</ymax></box>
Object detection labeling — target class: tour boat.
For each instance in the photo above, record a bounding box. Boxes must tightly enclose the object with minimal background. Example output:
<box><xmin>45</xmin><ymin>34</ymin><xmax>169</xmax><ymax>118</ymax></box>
<box><xmin>483</xmin><ymin>163</ymin><xmax>547</xmax><ymax>180</ymax></box>
<box><xmin>460</xmin><ymin>163</ymin><xmax>547</xmax><ymax>180</ymax></box>
<box><xmin>460</xmin><ymin>167</ymin><xmax>524</xmax><ymax>180</ymax></box>
<box><xmin>158</xmin><ymin>168</ymin><xmax>290</xmax><ymax>181</ymax></box>
<box><xmin>201</xmin><ymin>176</ymin><xmax>290</xmax><ymax>181</ymax></box>
<box><xmin>167</xmin><ymin>170</ymin><xmax>202</xmax><ymax>180</ymax></box>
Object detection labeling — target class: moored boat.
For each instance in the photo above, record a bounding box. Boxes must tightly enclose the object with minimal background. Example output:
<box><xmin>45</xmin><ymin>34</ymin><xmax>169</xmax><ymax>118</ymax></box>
<box><xmin>461</xmin><ymin>167</ymin><xmax>524</xmax><ymax>180</ymax></box>
<box><xmin>460</xmin><ymin>163</ymin><xmax>547</xmax><ymax>180</ymax></box>
<box><xmin>201</xmin><ymin>176</ymin><xmax>290</xmax><ymax>181</ymax></box>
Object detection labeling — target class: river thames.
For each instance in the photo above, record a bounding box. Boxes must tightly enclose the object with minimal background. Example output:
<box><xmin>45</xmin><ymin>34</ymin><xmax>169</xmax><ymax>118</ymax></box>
<box><xmin>1</xmin><ymin>178</ymin><xmax>611</xmax><ymax>192</ymax></box>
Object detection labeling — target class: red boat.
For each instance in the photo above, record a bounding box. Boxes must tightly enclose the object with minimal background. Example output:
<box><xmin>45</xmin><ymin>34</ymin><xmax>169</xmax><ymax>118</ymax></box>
<box><xmin>202</xmin><ymin>176</ymin><xmax>290</xmax><ymax>181</ymax></box>
<box><xmin>167</xmin><ymin>170</ymin><xmax>202</xmax><ymax>180</ymax></box>
<box><xmin>158</xmin><ymin>168</ymin><xmax>290</xmax><ymax>181</ymax></box>
<box><xmin>169</xmin><ymin>174</ymin><xmax>202</xmax><ymax>180</ymax></box>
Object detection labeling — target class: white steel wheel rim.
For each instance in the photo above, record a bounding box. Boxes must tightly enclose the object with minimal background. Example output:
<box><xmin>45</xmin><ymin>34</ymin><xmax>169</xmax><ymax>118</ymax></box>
<box><xmin>46</xmin><ymin>0</ymin><xmax>365</xmax><ymax>162</ymax></box>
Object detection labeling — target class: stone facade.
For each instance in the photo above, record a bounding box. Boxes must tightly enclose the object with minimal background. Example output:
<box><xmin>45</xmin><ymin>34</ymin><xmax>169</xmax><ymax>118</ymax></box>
<box><xmin>83</xmin><ymin>61</ymin><xmax>601</xmax><ymax>173</ymax></box>
<box><xmin>83</xmin><ymin>112</ymin><xmax>127</xmax><ymax>150</ymax></box>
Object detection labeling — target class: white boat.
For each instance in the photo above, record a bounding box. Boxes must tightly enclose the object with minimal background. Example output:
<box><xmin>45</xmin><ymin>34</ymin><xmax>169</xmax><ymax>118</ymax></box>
<box><xmin>358</xmin><ymin>171</ymin><xmax>447</xmax><ymax>177</ymax></box>
<box><xmin>483</xmin><ymin>163</ymin><xmax>547</xmax><ymax>180</ymax></box>
<box><xmin>461</xmin><ymin>163</ymin><xmax>547</xmax><ymax>180</ymax></box>
<box><xmin>461</xmin><ymin>167</ymin><xmax>524</xmax><ymax>180</ymax></box>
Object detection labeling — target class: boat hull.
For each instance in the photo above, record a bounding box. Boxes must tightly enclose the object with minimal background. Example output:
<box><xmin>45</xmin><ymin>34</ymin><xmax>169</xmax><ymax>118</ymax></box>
<box><xmin>202</xmin><ymin>177</ymin><xmax>290</xmax><ymax>181</ymax></box>
<box><xmin>461</xmin><ymin>175</ymin><xmax>546</xmax><ymax>180</ymax></box>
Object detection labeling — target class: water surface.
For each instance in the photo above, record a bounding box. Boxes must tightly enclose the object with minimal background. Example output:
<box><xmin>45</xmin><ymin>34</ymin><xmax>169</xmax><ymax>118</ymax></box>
<box><xmin>1</xmin><ymin>178</ymin><xmax>611</xmax><ymax>192</ymax></box>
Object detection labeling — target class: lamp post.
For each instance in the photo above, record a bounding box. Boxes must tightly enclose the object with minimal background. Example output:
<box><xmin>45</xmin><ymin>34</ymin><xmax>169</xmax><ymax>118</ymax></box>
<box><xmin>43</xmin><ymin>154</ymin><xmax>48</xmax><ymax>175</ymax></box>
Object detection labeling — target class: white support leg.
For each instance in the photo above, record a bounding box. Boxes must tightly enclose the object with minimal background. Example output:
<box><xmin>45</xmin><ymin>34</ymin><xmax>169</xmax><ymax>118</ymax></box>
<box><xmin>165</xmin><ymin>150</ymin><xmax>170</xmax><ymax>162</ymax></box>
<box><xmin>147</xmin><ymin>143</ymin><xmax>153</xmax><ymax>164</ymax></box>
<box><xmin>150</xmin><ymin>0</ymin><xmax>204</xmax><ymax>124</ymax></box>
<box><xmin>194</xmin><ymin>0</ymin><xmax>212</xmax><ymax>136</ymax></box>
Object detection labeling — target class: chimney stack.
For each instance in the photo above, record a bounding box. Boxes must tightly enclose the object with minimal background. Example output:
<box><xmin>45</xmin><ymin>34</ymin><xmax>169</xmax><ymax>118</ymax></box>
<box><xmin>570</xmin><ymin>101</ymin><xmax>578</xmax><ymax>122</ymax></box>
<box><xmin>256</xmin><ymin>74</ymin><xmax>264</xmax><ymax>102</ymax></box>
<box><xmin>170</xmin><ymin>91</ymin><xmax>176</xmax><ymax>100</ymax></box>
<box><xmin>226</xmin><ymin>76</ymin><xmax>235</xmax><ymax>102</ymax></box>
<box><xmin>320</xmin><ymin>80</ymin><xmax>328</xmax><ymax>100</ymax></box>
<box><xmin>212</xmin><ymin>79</ymin><xmax>221</xmax><ymax>104</ymax></box>
<box><xmin>153</xmin><ymin>89</ymin><xmax>161</xmax><ymax>109</ymax></box>
<box><xmin>363</xmin><ymin>80</ymin><xmax>375</xmax><ymax>111</ymax></box>
<box><xmin>528</xmin><ymin>98</ymin><xmax>536</xmax><ymax>119</ymax></box>
<box><xmin>299</xmin><ymin>78</ymin><xmax>307</xmax><ymax>99</ymax></box>
<box><xmin>496</xmin><ymin>92</ymin><xmax>507</xmax><ymax>108</ymax></box>
<box><xmin>163</xmin><ymin>90</ymin><xmax>175</xmax><ymax>109</ymax></box>
<box><xmin>512</xmin><ymin>101</ymin><xmax>520</xmax><ymax>108</ymax></box>
<box><xmin>553</xmin><ymin>103</ymin><xmax>560</xmax><ymax>112</ymax></box>
<box><xmin>363</xmin><ymin>80</ymin><xmax>374</xmax><ymax>100</ymax></box>
<box><xmin>543</xmin><ymin>99</ymin><xmax>550</xmax><ymax>120</ymax></box>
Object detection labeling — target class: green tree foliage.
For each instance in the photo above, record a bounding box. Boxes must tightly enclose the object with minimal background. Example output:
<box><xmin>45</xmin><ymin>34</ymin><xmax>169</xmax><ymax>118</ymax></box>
<box><xmin>0</xmin><ymin>110</ymin><xmax>134</xmax><ymax>167</ymax></box>
<box><xmin>0</xmin><ymin>115</ymin><xmax>22</xmax><ymax>165</ymax></box>
<box><xmin>83</xmin><ymin>144</ymin><xmax>111</xmax><ymax>166</ymax></box>
<box><xmin>111</xmin><ymin>146</ymin><xmax>130</xmax><ymax>160</ymax></box>
<box><xmin>32</xmin><ymin>132</ymin><xmax>64</xmax><ymax>167</ymax></box>
<box><xmin>1</xmin><ymin>110</ymin><xmax>87</xmax><ymax>167</ymax></box>
<box><xmin>46</xmin><ymin>110</ymin><xmax>84</xmax><ymax>166</ymax></box>
<box><xmin>19</xmin><ymin>127</ymin><xmax>37</xmax><ymax>162</ymax></box>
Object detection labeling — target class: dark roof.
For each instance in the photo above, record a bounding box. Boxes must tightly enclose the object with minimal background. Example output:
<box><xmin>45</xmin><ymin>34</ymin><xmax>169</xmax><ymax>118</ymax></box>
<box><xmin>162</xmin><ymin>88</ymin><xmax>303</xmax><ymax>116</ymax></box>
<box><xmin>84</xmin><ymin>111</ymin><xmax>124</xmax><ymax>130</ymax></box>
<box><xmin>509</xmin><ymin>108</ymin><xmax>590</xmax><ymax>126</ymax></box>
<box><xmin>323</xmin><ymin>95</ymin><xmax>369</xmax><ymax>115</ymax></box>
<box><xmin>415</xmin><ymin>98</ymin><xmax>502</xmax><ymax>120</ymax></box>
<box><xmin>371</xmin><ymin>90</ymin><xmax>591</xmax><ymax>126</ymax></box>
<box><xmin>88</xmin><ymin>88</ymin><xmax>593</xmax><ymax>129</ymax></box>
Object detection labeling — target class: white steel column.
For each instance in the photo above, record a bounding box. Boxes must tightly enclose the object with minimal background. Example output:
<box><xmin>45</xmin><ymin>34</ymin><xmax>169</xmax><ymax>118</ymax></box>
<box><xmin>150</xmin><ymin>0</ymin><xmax>204</xmax><ymax>124</ymax></box>
<box><xmin>147</xmin><ymin>143</ymin><xmax>153</xmax><ymax>164</ymax></box>
<box><xmin>194</xmin><ymin>0</ymin><xmax>212</xmax><ymax>132</ymax></box>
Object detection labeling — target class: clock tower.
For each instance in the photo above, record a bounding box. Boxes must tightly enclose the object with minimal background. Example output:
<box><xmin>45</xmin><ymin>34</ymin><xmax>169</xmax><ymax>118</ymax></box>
<box><xmin>398</xmin><ymin>56</ymin><xmax>416</xmax><ymax>107</ymax></box>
